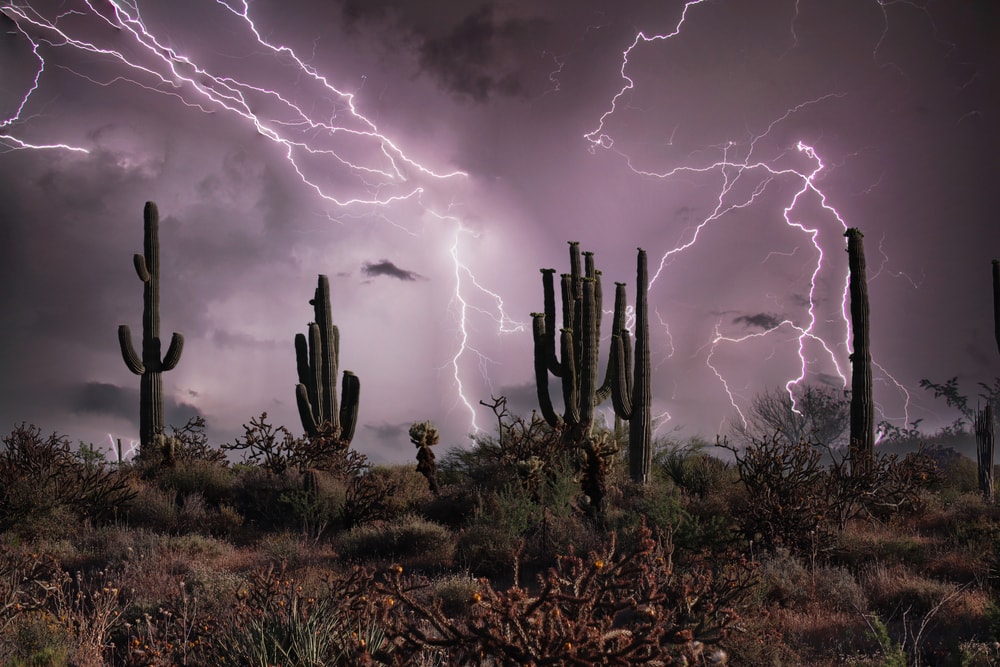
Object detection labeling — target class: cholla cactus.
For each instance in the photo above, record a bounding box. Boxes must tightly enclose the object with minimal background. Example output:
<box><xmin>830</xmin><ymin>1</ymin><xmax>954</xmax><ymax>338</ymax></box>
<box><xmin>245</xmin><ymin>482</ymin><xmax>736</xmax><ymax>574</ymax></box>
<box><xmin>578</xmin><ymin>432</ymin><xmax>620</xmax><ymax>516</ymax></box>
<box><xmin>410</xmin><ymin>421</ymin><xmax>440</xmax><ymax>495</ymax></box>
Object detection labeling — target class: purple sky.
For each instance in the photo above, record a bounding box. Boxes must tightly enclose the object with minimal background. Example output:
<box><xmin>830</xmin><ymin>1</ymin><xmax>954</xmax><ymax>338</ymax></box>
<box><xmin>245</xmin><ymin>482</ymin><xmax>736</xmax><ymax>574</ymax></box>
<box><xmin>1</xmin><ymin>0</ymin><xmax>997</xmax><ymax>464</ymax></box>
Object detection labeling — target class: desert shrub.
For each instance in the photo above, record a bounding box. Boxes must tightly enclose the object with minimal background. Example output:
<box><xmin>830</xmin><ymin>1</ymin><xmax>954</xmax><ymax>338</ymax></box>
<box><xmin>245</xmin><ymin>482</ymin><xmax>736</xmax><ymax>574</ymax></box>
<box><xmin>383</xmin><ymin>522</ymin><xmax>755</xmax><ymax>665</ymax></box>
<box><xmin>204</xmin><ymin>563</ymin><xmax>389</xmax><ymax>666</ymax></box>
<box><xmin>654</xmin><ymin>437</ymin><xmax>732</xmax><ymax>499</ymax></box>
<box><xmin>341</xmin><ymin>466</ymin><xmax>399</xmax><ymax>530</ymax></box>
<box><xmin>421</xmin><ymin>484</ymin><xmax>479</xmax><ymax>529</ymax></box>
<box><xmin>221</xmin><ymin>413</ymin><xmax>301</xmax><ymax>474</ymax></box>
<box><xmin>428</xmin><ymin>573</ymin><xmax>482</xmax><ymax>619</ymax></box>
<box><xmin>720</xmin><ymin>434</ymin><xmax>937</xmax><ymax>558</ymax></box>
<box><xmin>455</xmin><ymin>460</ymin><xmax>593</xmax><ymax>578</ymax></box>
<box><xmin>439</xmin><ymin>405</ymin><xmax>566</xmax><ymax>496</ymax></box>
<box><xmin>0</xmin><ymin>610</ymin><xmax>73</xmax><ymax>666</ymax></box>
<box><xmin>0</xmin><ymin>424</ymin><xmax>136</xmax><ymax>538</ymax></box>
<box><xmin>154</xmin><ymin>459</ymin><xmax>237</xmax><ymax>508</ymax></box>
<box><xmin>337</xmin><ymin>516</ymin><xmax>455</xmax><ymax>569</ymax></box>
<box><xmin>278</xmin><ymin>469</ymin><xmax>347</xmax><ymax>541</ymax></box>
<box><xmin>231</xmin><ymin>466</ymin><xmax>306</xmax><ymax>531</ymax></box>
<box><xmin>755</xmin><ymin>549</ymin><xmax>866</xmax><ymax>612</ymax></box>
<box><xmin>367</xmin><ymin>465</ymin><xmax>435</xmax><ymax>520</ymax></box>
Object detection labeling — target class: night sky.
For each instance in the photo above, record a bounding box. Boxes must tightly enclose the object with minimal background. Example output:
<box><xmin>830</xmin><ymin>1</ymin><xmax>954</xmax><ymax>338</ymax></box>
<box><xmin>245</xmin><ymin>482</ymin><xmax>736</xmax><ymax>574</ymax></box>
<box><xmin>1</xmin><ymin>0</ymin><xmax>997</xmax><ymax>463</ymax></box>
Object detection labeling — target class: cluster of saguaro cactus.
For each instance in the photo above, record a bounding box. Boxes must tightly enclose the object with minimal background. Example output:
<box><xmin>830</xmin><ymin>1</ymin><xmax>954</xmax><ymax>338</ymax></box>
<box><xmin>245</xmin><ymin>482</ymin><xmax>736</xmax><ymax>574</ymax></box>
<box><xmin>845</xmin><ymin>228</ymin><xmax>874</xmax><ymax>474</ymax></box>
<box><xmin>531</xmin><ymin>242</ymin><xmax>613</xmax><ymax>445</ymax></box>
<box><xmin>531</xmin><ymin>243</ymin><xmax>652</xmax><ymax>484</ymax></box>
<box><xmin>118</xmin><ymin>202</ymin><xmax>184</xmax><ymax>453</ymax></box>
<box><xmin>295</xmin><ymin>275</ymin><xmax>360</xmax><ymax>448</ymax></box>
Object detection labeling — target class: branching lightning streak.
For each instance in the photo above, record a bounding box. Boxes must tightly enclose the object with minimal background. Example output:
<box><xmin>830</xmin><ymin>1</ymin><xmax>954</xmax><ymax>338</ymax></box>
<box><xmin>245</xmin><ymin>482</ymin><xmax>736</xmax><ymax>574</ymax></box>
<box><xmin>3</xmin><ymin>0</ymin><xmax>517</xmax><ymax>435</ymax></box>
<box><xmin>586</xmin><ymin>0</ymin><xmax>914</xmax><ymax>434</ymax></box>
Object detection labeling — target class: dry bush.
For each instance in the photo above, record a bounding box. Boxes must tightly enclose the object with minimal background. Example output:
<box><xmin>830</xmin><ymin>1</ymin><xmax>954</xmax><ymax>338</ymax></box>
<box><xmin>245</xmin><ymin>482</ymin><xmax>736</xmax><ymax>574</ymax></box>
<box><xmin>383</xmin><ymin>522</ymin><xmax>754</xmax><ymax>666</ymax></box>
<box><xmin>719</xmin><ymin>434</ymin><xmax>936</xmax><ymax>558</ymax></box>
<box><xmin>337</xmin><ymin>515</ymin><xmax>456</xmax><ymax>569</ymax></box>
<box><xmin>203</xmin><ymin>562</ymin><xmax>389</xmax><ymax>666</ymax></box>
<box><xmin>0</xmin><ymin>424</ymin><xmax>135</xmax><ymax>538</ymax></box>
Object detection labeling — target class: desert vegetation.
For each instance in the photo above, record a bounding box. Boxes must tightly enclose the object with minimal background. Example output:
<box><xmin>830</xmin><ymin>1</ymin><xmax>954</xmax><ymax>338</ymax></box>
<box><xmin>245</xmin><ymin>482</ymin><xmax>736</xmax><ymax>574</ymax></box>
<box><xmin>2</xmin><ymin>205</ymin><xmax>999</xmax><ymax>665</ymax></box>
<box><xmin>1</xmin><ymin>406</ymin><xmax>999</xmax><ymax>666</ymax></box>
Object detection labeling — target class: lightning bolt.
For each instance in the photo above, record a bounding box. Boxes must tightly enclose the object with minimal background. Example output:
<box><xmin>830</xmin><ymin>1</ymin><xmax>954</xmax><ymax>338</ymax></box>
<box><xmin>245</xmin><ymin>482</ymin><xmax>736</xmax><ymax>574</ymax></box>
<box><xmin>585</xmin><ymin>0</ymin><xmax>916</xmax><ymax>437</ymax></box>
<box><xmin>3</xmin><ymin>0</ymin><xmax>517</xmax><ymax>436</ymax></box>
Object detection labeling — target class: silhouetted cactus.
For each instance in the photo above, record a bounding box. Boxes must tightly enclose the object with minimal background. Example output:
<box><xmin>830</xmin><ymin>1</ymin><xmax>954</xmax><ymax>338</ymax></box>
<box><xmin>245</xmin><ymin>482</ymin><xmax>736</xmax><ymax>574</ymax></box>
<box><xmin>993</xmin><ymin>259</ymin><xmax>999</xmax><ymax>355</ymax></box>
<box><xmin>975</xmin><ymin>404</ymin><xmax>994</xmax><ymax>500</ymax></box>
<box><xmin>410</xmin><ymin>421</ymin><xmax>440</xmax><ymax>495</ymax></box>
<box><xmin>609</xmin><ymin>248</ymin><xmax>653</xmax><ymax>484</ymax></box>
<box><xmin>845</xmin><ymin>228</ymin><xmax>873</xmax><ymax>473</ymax></box>
<box><xmin>295</xmin><ymin>275</ymin><xmax>359</xmax><ymax>446</ymax></box>
<box><xmin>118</xmin><ymin>202</ymin><xmax>184</xmax><ymax>452</ymax></box>
<box><xmin>531</xmin><ymin>242</ymin><xmax>616</xmax><ymax>445</ymax></box>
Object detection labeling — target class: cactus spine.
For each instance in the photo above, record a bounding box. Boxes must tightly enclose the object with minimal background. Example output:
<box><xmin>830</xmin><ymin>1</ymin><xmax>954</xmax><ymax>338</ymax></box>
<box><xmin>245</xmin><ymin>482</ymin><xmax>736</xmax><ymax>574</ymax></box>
<box><xmin>532</xmin><ymin>242</ymin><xmax>616</xmax><ymax>445</ymax></box>
<box><xmin>118</xmin><ymin>202</ymin><xmax>184</xmax><ymax>452</ymax></box>
<box><xmin>845</xmin><ymin>228</ymin><xmax>873</xmax><ymax>473</ymax></box>
<box><xmin>609</xmin><ymin>248</ymin><xmax>653</xmax><ymax>484</ymax></box>
<box><xmin>295</xmin><ymin>275</ymin><xmax>360</xmax><ymax>446</ymax></box>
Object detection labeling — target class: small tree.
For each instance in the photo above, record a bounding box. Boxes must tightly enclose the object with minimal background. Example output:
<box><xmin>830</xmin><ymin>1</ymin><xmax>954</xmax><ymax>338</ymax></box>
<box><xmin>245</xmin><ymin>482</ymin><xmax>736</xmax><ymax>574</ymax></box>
<box><xmin>731</xmin><ymin>384</ymin><xmax>849</xmax><ymax>448</ymax></box>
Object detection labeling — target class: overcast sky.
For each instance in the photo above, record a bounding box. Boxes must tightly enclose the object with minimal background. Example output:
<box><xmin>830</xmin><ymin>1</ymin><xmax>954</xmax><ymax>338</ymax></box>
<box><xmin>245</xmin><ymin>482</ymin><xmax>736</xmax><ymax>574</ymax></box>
<box><xmin>1</xmin><ymin>0</ymin><xmax>997</xmax><ymax>463</ymax></box>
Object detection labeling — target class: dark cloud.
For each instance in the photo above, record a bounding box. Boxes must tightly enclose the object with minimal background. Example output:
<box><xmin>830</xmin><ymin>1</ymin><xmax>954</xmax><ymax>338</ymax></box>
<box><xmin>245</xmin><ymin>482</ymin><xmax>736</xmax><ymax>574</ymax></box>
<box><xmin>733</xmin><ymin>312</ymin><xmax>783</xmax><ymax>331</ymax></box>
<box><xmin>361</xmin><ymin>260</ymin><xmax>425</xmax><ymax>281</ymax></box>
<box><xmin>72</xmin><ymin>381</ymin><xmax>201</xmax><ymax>429</ymax></box>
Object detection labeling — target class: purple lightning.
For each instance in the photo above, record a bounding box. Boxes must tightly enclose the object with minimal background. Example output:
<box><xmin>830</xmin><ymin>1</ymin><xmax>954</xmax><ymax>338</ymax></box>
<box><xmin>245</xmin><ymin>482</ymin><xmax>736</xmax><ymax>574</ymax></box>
<box><xmin>584</xmin><ymin>0</ymin><xmax>915</xmax><ymax>435</ymax></box>
<box><xmin>2</xmin><ymin>0</ymin><xmax>519</xmax><ymax>435</ymax></box>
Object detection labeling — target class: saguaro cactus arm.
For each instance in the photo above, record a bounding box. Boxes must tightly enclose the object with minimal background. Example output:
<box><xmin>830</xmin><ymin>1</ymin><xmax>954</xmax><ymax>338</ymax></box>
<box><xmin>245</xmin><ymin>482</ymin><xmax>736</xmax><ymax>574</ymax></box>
<box><xmin>118</xmin><ymin>325</ymin><xmax>144</xmax><ymax>375</ymax></box>
<box><xmin>162</xmin><ymin>333</ymin><xmax>184</xmax><ymax>371</ymax></box>
<box><xmin>532</xmin><ymin>313</ymin><xmax>561</xmax><ymax>428</ymax></box>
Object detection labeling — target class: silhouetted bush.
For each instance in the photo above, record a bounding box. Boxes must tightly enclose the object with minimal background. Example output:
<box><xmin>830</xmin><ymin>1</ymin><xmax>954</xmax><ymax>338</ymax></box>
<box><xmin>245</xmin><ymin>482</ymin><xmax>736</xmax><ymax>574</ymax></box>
<box><xmin>0</xmin><ymin>424</ymin><xmax>135</xmax><ymax>538</ymax></box>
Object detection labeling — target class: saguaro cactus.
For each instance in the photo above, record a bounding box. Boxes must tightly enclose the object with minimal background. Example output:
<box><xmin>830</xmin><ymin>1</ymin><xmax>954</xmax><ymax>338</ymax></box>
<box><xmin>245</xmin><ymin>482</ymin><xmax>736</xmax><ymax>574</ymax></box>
<box><xmin>993</xmin><ymin>259</ymin><xmax>999</xmax><ymax>355</ymax></box>
<box><xmin>609</xmin><ymin>248</ymin><xmax>653</xmax><ymax>484</ymax></box>
<box><xmin>845</xmin><ymin>228</ymin><xmax>873</xmax><ymax>473</ymax></box>
<box><xmin>295</xmin><ymin>275</ymin><xmax>359</xmax><ymax>446</ymax></box>
<box><xmin>975</xmin><ymin>404</ymin><xmax>994</xmax><ymax>500</ymax></box>
<box><xmin>532</xmin><ymin>242</ymin><xmax>616</xmax><ymax>445</ymax></box>
<box><xmin>118</xmin><ymin>202</ymin><xmax>184</xmax><ymax>452</ymax></box>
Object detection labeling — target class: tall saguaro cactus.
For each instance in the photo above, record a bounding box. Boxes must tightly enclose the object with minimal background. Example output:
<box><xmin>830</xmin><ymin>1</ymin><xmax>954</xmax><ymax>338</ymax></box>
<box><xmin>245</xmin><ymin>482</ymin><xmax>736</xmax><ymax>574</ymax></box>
<box><xmin>532</xmin><ymin>242</ymin><xmax>616</xmax><ymax>445</ymax></box>
<box><xmin>993</xmin><ymin>259</ymin><xmax>999</xmax><ymax>355</ymax></box>
<box><xmin>118</xmin><ymin>201</ymin><xmax>184</xmax><ymax>451</ymax></box>
<box><xmin>295</xmin><ymin>275</ymin><xmax>359</xmax><ymax>446</ymax></box>
<box><xmin>845</xmin><ymin>228</ymin><xmax>873</xmax><ymax>473</ymax></box>
<box><xmin>609</xmin><ymin>248</ymin><xmax>653</xmax><ymax>484</ymax></box>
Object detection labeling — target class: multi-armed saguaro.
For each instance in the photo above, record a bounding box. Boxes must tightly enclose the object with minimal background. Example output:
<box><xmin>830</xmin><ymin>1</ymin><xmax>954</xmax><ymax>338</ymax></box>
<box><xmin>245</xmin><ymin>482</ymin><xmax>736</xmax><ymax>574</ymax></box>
<box><xmin>118</xmin><ymin>202</ymin><xmax>184</xmax><ymax>451</ymax></box>
<box><xmin>532</xmin><ymin>242</ymin><xmax>613</xmax><ymax>446</ymax></box>
<box><xmin>295</xmin><ymin>275</ymin><xmax>359</xmax><ymax>448</ymax></box>
<box><xmin>531</xmin><ymin>242</ymin><xmax>652</xmax><ymax>483</ymax></box>
<box><xmin>845</xmin><ymin>228</ymin><xmax>873</xmax><ymax>473</ymax></box>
